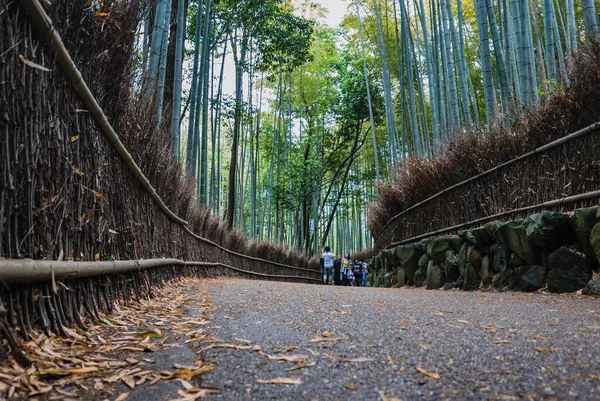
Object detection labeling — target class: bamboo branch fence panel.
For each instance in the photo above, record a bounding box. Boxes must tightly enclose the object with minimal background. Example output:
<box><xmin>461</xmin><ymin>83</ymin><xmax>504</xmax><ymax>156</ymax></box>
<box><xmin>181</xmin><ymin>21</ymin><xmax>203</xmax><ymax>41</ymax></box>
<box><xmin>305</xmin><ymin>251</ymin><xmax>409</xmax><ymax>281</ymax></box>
<box><xmin>374</xmin><ymin>129</ymin><xmax>600</xmax><ymax>250</ymax></box>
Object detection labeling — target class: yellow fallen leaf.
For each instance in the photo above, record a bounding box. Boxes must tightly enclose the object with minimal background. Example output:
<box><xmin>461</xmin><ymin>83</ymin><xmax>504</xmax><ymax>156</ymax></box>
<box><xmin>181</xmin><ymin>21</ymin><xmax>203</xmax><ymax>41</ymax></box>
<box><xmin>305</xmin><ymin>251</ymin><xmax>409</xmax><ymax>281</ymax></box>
<box><xmin>39</xmin><ymin>369</ymin><xmax>71</xmax><ymax>376</ymax></box>
<box><xmin>309</xmin><ymin>336</ymin><xmax>342</xmax><ymax>343</ymax></box>
<box><xmin>416</xmin><ymin>367</ymin><xmax>440</xmax><ymax>379</ymax></box>
<box><xmin>418</xmin><ymin>344</ymin><xmax>430</xmax><ymax>350</ymax></box>
<box><xmin>171</xmin><ymin>388</ymin><xmax>219</xmax><ymax>400</ymax></box>
<box><xmin>69</xmin><ymin>366</ymin><xmax>100</xmax><ymax>375</ymax></box>
<box><xmin>72</xmin><ymin>165</ymin><xmax>84</xmax><ymax>176</ymax></box>
<box><xmin>266</xmin><ymin>354</ymin><xmax>309</xmax><ymax>363</ymax></box>
<box><xmin>115</xmin><ymin>393</ymin><xmax>130</xmax><ymax>401</ymax></box>
<box><xmin>119</xmin><ymin>346</ymin><xmax>146</xmax><ymax>352</ymax></box>
<box><xmin>160</xmin><ymin>365</ymin><xmax>213</xmax><ymax>381</ymax></box>
<box><xmin>83</xmin><ymin>186</ymin><xmax>107</xmax><ymax>201</ymax></box>
<box><xmin>122</xmin><ymin>375</ymin><xmax>135</xmax><ymax>389</ymax></box>
<box><xmin>136</xmin><ymin>328</ymin><xmax>162</xmax><ymax>337</ymax></box>
<box><xmin>256</xmin><ymin>377</ymin><xmax>302</xmax><ymax>385</ymax></box>
<box><xmin>285</xmin><ymin>362</ymin><xmax>316</xmax><ymax>372</ymax></box>
<box><xmin>70</xmin><ymin>135</ymin><xmax>79</xmax><ymax>142</ymax></box>
<box><xmin>380</xmin><ymin>392</ymin><xmax>403</xmax><ymax>401</ymax></box>
<box><xmin>39</xmin><ymin>366</ymin><xmax>99</xmax><ymax>376</ymax></box>
<box><xmin>179</xmin><ymin>379</ymin><xmax>194</xmax><ymax>391</ymax></box>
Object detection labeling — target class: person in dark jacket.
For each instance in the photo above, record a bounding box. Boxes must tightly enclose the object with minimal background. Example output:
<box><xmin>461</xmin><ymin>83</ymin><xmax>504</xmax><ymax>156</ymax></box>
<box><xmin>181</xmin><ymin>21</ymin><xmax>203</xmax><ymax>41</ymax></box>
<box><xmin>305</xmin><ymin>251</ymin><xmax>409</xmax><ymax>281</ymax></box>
<box><xmin>333</xmin><ymin>255</ymin><xmax>343</xmax><ymax>285</ymax></box>
<box><xmin>353</xmin><ymin>258</ymin><xmax>363</xmax><ymax>287</ymax></box>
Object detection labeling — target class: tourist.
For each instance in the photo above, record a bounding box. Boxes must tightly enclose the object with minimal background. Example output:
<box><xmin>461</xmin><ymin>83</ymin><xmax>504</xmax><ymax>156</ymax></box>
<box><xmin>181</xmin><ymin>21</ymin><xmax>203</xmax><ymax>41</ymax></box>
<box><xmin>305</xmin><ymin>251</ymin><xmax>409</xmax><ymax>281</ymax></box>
<box><xmin>342</xmin><ymin>253</ymin><xmax>350</xmax><ymax>282</ymax></box>
<box><xmin>333</xmin><ymin>255</ymin><xmax>343</xmax><ymax>286</ymax></box>
<box><xmin>322</xmin><ymin>246</ymin><xmax>334</xmax><ymax>285</ymax></box>
<box><xmin>353</xmin><ymin>258</ymin><xmax>363</xmax><ymax>287</ymax></box>
<box><xmin>362</xmin><ymin>260</ymin><xmax>368</xmax><ymax>287</ymax></box>
<box><xmin>346</xmin><ymin>263</ymin><xmax>355</xmax><ymax>286</ymax></box>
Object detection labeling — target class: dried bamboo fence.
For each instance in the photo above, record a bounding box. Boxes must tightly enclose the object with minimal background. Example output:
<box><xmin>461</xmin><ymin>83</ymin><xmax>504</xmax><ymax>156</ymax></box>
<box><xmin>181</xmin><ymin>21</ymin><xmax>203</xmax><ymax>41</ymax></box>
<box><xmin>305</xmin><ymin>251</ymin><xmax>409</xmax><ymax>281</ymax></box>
<box><xmin>374</xmin><ymin>123</ymin><xmax>600</xmax><ymax>251</ymax></box>
<box><xmin>0</xmin><ymin>0</ymin><xmax>319</xmax><ymax>365</ymax></box>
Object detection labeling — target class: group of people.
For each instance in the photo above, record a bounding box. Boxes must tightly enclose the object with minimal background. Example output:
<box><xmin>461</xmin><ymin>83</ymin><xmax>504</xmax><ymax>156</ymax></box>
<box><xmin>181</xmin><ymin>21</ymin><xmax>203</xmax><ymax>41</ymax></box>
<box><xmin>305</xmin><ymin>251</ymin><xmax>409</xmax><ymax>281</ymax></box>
<box><xmin>321</xmin><ymin>246</ymin><xmax>368</xmax><ymax>287</ymax></box>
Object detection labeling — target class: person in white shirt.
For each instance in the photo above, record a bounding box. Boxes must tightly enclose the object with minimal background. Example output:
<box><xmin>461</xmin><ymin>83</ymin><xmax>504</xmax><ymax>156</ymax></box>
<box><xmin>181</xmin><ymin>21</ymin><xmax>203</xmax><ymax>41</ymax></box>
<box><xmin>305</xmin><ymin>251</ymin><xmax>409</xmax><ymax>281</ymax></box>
<box><xmin>322</xmin><ymin>246</ymin><xmax>335</xmax><ymax>285</ymax></box>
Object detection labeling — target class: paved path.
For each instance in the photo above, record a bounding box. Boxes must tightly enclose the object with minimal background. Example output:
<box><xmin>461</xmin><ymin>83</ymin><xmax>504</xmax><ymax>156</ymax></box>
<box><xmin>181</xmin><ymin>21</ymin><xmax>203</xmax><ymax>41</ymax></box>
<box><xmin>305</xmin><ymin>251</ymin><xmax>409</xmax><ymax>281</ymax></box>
<box><xmin>199</xmin><ymin>279</ymin><xmax>600</xmax><ymax>400</ymax></box>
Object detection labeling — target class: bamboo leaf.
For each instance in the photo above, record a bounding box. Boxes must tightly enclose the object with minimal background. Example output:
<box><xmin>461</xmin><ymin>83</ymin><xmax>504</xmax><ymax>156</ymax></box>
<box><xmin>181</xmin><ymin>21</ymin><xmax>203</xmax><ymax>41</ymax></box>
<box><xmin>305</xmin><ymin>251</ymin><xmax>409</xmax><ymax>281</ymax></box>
<box><xmin>19</xmin><ymin>54</ymin><xmax>50</xmax><ymax>71</ymax></box>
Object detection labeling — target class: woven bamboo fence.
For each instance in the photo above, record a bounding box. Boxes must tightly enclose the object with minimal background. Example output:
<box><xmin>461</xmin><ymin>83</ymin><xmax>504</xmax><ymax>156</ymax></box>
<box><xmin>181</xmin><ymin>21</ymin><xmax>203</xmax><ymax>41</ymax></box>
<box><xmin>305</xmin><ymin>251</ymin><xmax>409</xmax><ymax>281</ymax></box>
<box><xmin>374</xmin><ymin>125</ymin><xmax>600</xmax><ymax>251</ymax></box>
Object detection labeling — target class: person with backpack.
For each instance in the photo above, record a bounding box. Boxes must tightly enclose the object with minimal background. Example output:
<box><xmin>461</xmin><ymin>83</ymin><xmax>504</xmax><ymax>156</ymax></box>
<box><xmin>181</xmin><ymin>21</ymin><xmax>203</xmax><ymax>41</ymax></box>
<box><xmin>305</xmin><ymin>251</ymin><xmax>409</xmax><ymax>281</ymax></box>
<box><xmin>353</xmin><ymin>258</ymin><xmax>363</xmax><ymax>287</ymax></box>
<box><xmin>361</xmin><ymin>260</ymin><xmax>368</xmax><ymax>287</ymax></box>
<box><xmin>322</xmin><ymin>246</ymin><xmax>335</xmax><ymax>285</ymax></box>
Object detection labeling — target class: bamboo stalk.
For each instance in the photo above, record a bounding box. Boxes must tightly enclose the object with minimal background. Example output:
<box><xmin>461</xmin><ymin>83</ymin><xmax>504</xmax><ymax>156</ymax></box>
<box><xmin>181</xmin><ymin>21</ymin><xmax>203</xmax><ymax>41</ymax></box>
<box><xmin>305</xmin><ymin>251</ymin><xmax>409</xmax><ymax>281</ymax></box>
<box><xmin>0</xmin><ymin>258</ymin><xmax>321</xmax><ymax>284</ymax></box>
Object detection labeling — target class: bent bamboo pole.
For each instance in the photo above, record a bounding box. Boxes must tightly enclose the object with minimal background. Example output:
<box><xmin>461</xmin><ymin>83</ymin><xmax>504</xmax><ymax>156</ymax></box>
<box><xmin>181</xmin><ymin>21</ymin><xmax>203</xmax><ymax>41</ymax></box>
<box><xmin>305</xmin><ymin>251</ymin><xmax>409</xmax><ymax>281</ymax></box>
<box><xmin>18</xmin><ymin>0</ymin><xmax>188</xmax><ymax>226</ymax></box>
<box><xmin>0</xmin><ymin>258</ymin><xmax>321</xmax><ymax>284</ymax></box>
<box><xmin>182</xmin><ymin>227</ymin><xmax>318</xmax><ymax>274</ymax></box>
<box><xmin>385</xmin><ymin>189</ymin><xmax>600</xmax><ymax>249</ymax></box>
<box><xmin>376</xmin><ymin>122</ymin><xmax>600</xmax><ymax>240</ymax></box>
<box><xmin>18</xmin><ymin>0</ymin><xmax>320</xmax><ymax>277</ymax></box>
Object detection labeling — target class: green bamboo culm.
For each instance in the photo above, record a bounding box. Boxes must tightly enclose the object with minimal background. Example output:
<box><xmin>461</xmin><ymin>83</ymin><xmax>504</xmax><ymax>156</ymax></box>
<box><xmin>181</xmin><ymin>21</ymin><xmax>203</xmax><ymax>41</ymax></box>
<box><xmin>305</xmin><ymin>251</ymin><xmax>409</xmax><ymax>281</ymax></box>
<box><xmin>142</xmin><ymin>0</ymin><xmax>169</xmax><ymax>101</ymax></box>
<box><xmin>171</xmin><ymin>0</ymin><xmax>186</xmax><ymax>158</ymax></box>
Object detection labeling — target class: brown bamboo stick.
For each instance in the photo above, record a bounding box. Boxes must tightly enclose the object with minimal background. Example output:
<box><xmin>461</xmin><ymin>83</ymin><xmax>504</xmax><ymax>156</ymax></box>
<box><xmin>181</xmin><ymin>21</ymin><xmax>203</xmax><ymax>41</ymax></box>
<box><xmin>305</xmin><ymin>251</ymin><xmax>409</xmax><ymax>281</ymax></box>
<box><xmin>0</xmin><ymin>258</ymin><xmax>321</xmax><ymax>284</ymax></box>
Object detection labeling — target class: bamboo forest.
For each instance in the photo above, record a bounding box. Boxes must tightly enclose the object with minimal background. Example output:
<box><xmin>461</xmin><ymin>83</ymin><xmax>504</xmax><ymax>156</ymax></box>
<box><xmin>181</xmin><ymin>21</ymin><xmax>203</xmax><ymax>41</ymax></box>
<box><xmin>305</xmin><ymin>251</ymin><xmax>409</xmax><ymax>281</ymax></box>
<box><xmin>3</xmin><ymin>0</ymin><xmax>600</xmax><ymax>397</ymax></box>
<box><xmin>135</xmin><ymin>0</ymin><xmax>600</xmax><ymax>258</ymax></box>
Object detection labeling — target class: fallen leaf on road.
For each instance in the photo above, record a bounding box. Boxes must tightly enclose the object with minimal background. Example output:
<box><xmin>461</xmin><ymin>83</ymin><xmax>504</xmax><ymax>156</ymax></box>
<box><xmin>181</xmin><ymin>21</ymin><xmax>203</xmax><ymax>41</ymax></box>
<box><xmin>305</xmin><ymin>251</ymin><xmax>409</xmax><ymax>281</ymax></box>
<box><xmin>379</xmin><ymin>392</ymin><xmax>403</xmax><ymax>401</ymax></box>
<box><xmin>179</xmin><ymin>379</ymin><xmax>194</xmax><ymax>391</ymax></box>
<box><xmin>490</xmin><ymin>339</ymin><xmax>510</xmax><ymax>344</ymax></box>
<box><xmin>115</xmin><ymin>393</ymin><xmax>130</xmax><ymax>401</ymax></box>
<box><xmin>256</xmin><ymin>377</ymin><xmax>302</xmax><ymax>385</ymax></box>
<box><xmin>285</xmin><ymin>362</ymin><xmax>316</xmax><ymax>371</ymax></box>
<box><xmin>267</xmin><ymin>354</ymin><xmax>309</xmax><ymax>363</ymax></box>
<box><xmin>342</xmin><ymin>357</ymin><xmax>374</xmax><ymax>363</ymax></box>
<box><xmin>39</xmin><ymin>366</ymin><xmax>99</xmax><ymax>376</ymax></box>
<box><xmin>136</xmin><ymin>328</ymin><xmax>161</xmax><ymax>337</ymax></box>
<box><xmin>170</xmin><ymin>388</ymin><xmax>220</xmax><ymax>400</ymax></box>
<box><xmin>121</xmin><ymin>375</ymin><xmax>135</xmax><ymax>389</ymax></box>
<box><xmin>310</xmin><ymin>336</ymin><xmax>342</xmax><ymax>343</ymax></box>
<box><xmin>589</xmin><ymin>374</ymin><xmax>600</xmax><ymax>381</ymax></box>
<box><xmin>416</xmin><ymin>367</ymin><xmax>440</xmax><ymax>379</ymax></box>
<box><xmin>160</xmin><ymin>365</ymin><xmax>214</xmax><ymax>381</ymax></box>
<box><xmin>213</xmin><ymin>343</ymin><xmax>252</xmax><ymax>350</ymax></box>
<box><xmin>418</xmin><ymin>344</ymin><xmax>430</xmax><ymax>350</ymax></box>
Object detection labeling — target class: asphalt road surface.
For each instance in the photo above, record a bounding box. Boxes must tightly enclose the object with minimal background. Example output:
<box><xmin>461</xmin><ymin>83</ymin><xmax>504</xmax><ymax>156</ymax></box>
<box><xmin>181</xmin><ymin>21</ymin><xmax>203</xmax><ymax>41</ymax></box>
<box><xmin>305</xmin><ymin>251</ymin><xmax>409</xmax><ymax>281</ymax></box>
<box><xmin>198</xmin><ymin>278</ymin><xmax>600</xmax><ymax>401</ymax></box>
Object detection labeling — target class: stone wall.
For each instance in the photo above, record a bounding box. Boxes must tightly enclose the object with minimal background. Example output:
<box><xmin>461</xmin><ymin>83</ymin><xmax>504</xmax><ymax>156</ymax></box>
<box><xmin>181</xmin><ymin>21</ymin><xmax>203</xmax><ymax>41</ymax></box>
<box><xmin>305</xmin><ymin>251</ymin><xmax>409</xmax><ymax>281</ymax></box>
<box><xmin>368</xmin><ymin>207</ymin><xmax>600</xmax><ymax>296</ymax></box>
